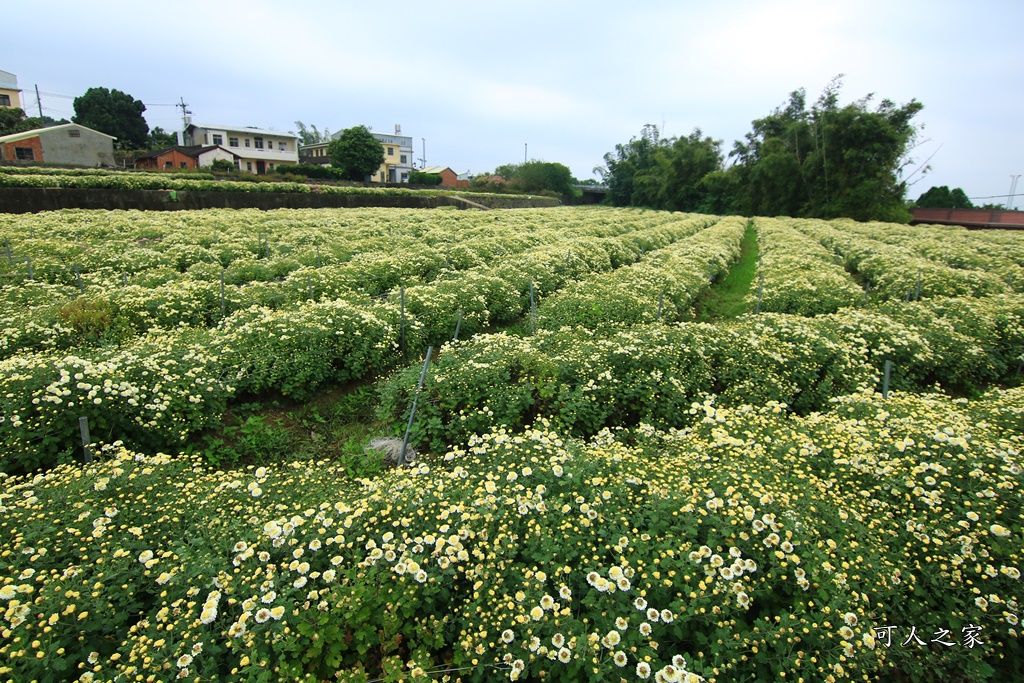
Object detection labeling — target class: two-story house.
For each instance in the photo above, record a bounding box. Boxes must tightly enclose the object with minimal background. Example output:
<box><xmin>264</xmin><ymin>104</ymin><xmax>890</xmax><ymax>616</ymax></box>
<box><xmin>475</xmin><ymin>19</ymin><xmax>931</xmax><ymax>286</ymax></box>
<box><xmin>0</xmin><ymin>70</ymin><xmax>23</xmax><ymax>109</ymax></box>
<box><xmin>179</xmin><ymin>121</ymin><xmax>298</xmax><ymax>174</ymax></box>
<box><xmin>299</xmin><ymin>125</ymin><xmax>415</xmax><ymax>183</ymax></box>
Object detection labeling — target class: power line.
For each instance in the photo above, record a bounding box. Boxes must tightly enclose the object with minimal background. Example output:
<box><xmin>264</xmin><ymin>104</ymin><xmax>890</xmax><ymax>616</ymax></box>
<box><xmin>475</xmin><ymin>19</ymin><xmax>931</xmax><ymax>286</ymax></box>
<box><xmin>967</xmin><ymin>193</ymin><xmax>1023</xmax><ymax>201</ymax></box>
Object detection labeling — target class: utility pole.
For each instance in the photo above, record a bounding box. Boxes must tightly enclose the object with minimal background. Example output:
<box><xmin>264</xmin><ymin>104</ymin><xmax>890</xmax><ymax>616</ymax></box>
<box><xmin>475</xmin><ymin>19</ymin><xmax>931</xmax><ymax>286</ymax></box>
<box><xmin>176</xmin><ymin>97</ymin><xmax>191</xmax><ymax>142</ymax></box>
<box><xmin>419</xmin><ymin>138</ymin><xmax>426</xmax><ymax>169</ymax></box>
<box><xmin>1008</xmin><ymin>175</ymin><xmax>1021</xmax><ymax>211</ymax></box>
<box><xmin>34</xmin><ymin>84</ymin><xmax>43</xmax><ymax>120</ymax></box>
<box><xmin>524</xmin><ymin>143</ymin><xmax>528</xmax><ymax>163</ymax></box>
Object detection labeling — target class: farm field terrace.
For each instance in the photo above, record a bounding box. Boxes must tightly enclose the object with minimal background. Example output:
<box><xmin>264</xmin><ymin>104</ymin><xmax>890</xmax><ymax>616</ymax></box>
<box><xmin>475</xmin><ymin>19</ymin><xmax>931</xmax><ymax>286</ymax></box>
<box><xmin>0</xmin><ymin>206</ymin><xmax>1021</xmax><ymax>683</ymax></box>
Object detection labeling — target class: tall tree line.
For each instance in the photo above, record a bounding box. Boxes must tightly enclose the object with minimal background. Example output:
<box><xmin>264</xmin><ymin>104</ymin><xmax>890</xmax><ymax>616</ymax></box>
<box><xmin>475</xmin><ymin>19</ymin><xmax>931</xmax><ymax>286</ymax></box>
<box><xmin>597</xmin><ymin>78</ymin><xmax>925</xmax><ymax>222</ymax></box>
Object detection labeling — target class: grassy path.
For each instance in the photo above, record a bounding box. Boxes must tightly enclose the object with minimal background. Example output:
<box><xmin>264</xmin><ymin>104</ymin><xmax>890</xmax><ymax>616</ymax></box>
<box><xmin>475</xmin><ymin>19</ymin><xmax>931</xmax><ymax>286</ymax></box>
<box><xmin>692</xmin><ymin>219</ymin><xmax>759</xmax><ymax>321</ymax></box>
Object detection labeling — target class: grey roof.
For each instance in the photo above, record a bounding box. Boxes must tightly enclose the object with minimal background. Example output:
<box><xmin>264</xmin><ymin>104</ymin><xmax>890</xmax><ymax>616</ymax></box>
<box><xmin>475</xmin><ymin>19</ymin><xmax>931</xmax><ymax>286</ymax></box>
<box><xmin>189</xmin><ymin>123</ymin><xmax>297</xmax><ymax>139</ymax></box>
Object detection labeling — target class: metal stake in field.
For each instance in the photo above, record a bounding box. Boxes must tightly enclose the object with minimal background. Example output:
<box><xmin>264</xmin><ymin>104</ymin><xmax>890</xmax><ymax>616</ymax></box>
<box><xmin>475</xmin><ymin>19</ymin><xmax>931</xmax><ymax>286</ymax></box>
<box><xmin>220</xmin><ymin>271</ymin><xmax>226</xmax><ymax>318</ymax></box>
<box><xmin>882</xmin><ymin>360</ymin><xmax>892</xmax><ymax>399</ymax></box>
<box><xmin>79</xmin><ymin>416</ymin><xmax>93</xmax><ymax>464</ymax></box>
<box><xmin>452</xmin><ymin>310</ymin><xmax>463</xmax><ymax>341</ymax></box>
<box><xmin>398</xmin><ymin>345</ymin><xmax>433</xmax><ymax>467</ymax></box>
<box><xmin>75</xmin><ymin>264</ymin><xmax>83</xmax><ymax>295</ymax></box>
<box><xmin>3</xmin><ymin>238</ymin><xmax>11</xmax><ymax>266</ymax></box>
<box><xmin>529</xmin><ymin>280</ymin><xmax>536</xmax><ymax>334</ymax></box>
<box><xmin>400</xmin><ymin>287</ymin><xmax>406</xmax><ymax>354</ymax></box>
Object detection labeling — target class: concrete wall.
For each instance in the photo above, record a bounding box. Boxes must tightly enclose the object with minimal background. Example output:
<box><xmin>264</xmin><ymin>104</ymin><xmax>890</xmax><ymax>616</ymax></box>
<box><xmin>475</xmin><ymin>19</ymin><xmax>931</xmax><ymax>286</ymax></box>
<box><xmin>0</xmin><ymin>188</ymin><xmax>561</xmax><ymax>213</ymax></box>
<box><xmin>38</xmin><ymin>126</ymin><xmax>115</xmax><ymax>167</ymax></box>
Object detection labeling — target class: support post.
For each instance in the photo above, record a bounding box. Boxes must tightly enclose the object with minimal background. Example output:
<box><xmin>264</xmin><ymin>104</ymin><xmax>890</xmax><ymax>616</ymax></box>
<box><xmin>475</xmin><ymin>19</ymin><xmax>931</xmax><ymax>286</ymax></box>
<box><xmin>398</xmin><ymin>346</ymin><xmax>433</xmax><ymax>467</ymax></box>
<box><xmin>883</xmin><ymin>360</ymin><xmax>892</xmax><ymax>399</ymax></box>
<box><xmin>453</xmin><ymin>310</ymin><xmax>463</xmax><ymax>341</ymax></box>
<box><xmin>79</xmin><ymin>416</ymin><xmax>93</xmax><ymax>464</ymax></box>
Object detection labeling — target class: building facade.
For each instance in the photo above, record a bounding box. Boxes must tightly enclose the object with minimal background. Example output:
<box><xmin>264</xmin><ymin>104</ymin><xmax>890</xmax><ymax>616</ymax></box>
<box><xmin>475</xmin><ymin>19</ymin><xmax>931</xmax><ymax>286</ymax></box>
<box><xmin>0</xmin><ymin>70</ymin><xmax>23</xmax><ymax>109</ymax></box>
<box><xmin>180</xmin><ymin>122</ymin><xmax>298</xmax><ymax>173</ymax></box>
<box><xmin>134</xmin><ymin>145</ymin><xmax>240</xmax><ymax>170</ymax></box>
<box><xmin>0</xmin><ymin>123</ymin><xmax>115</xmax><ymax>166</ymax></box>
<box><xmin>298</xmin><ymin>125</ymin><xmax>414</xmax><ymax>183</ymax></box>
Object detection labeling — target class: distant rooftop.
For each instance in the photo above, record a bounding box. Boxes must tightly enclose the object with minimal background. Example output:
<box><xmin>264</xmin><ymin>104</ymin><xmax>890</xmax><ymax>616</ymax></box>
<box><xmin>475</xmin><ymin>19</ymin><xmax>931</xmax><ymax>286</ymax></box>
<box><xmin>0</xmin><ymin>70</ymin><xmax>19</xmax><ymax>90</ymax></box>
<box><xmin>188</xmin><ymin>123</ymin><xmax>297</xmax><ymax>139</ymax></box>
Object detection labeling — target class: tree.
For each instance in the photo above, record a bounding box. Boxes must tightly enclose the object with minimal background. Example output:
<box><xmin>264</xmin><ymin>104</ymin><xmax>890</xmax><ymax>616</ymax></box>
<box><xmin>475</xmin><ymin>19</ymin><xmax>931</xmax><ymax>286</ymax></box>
<box><xmin>596</xmin><ymin>125</ymin><xmax>723</xmax><ymax>211</ymax></box>
<box><xmin>729</xmin><ymin>77</ymin><xmax>925</xmax><ymax>222</ymax></box>
<box><xmin>0</xmin><ymin>107</ymin><xmax>42</xmax><ymax>136</ymax></box>
<box><xmin>916</xmin><ymin>185</ymin><xmax>973</xmax><ymax>209</ymax></box>
<box><xmin>72</xmin><ymin>87</ymin><xmax>149</xmax><ymax>149</ymax></box>
<box><xmin>147</xmin><ymin>126</ymin><xmax>178</xmax><ymax>149</ymax></box>
<box><xmin>293</xmin><ymin>121</ymin><xmax>332</xmax><ymax>146</ymax></box>
<box><xmin>327</xmin><ymin>125</ymin><xmax>384</xmax><ymax>181</ymax></box>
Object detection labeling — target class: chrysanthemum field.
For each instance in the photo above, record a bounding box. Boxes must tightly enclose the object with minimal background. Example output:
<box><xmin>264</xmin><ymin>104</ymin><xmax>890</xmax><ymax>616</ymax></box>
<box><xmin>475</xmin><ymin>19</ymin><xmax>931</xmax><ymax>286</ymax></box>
<box><xmin>0</xmin><ymin>206</ymin><xmax>1021</xmax><ymax>682</ymax></box>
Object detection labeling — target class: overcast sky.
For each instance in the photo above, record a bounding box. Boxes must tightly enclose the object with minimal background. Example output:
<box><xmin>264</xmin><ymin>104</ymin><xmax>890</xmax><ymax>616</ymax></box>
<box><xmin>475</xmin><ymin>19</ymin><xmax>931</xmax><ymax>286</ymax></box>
<box><xmin>5</xmin><ymin>0</ymin><xmax>1022</xmax><ymax>205</ymax></box>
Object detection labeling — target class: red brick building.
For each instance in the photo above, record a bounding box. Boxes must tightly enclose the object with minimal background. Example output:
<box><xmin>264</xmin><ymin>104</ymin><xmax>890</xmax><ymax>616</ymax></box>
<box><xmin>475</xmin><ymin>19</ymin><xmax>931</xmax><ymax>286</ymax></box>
<box><xmin>134</xmin><ymin>145</ymin><xmax>240</xmax><ymax>170</ymax></box>
<box><xmin>421</xmin><ymin>165</ymin><xmax>470</xmax><ymax>188</ymax></box>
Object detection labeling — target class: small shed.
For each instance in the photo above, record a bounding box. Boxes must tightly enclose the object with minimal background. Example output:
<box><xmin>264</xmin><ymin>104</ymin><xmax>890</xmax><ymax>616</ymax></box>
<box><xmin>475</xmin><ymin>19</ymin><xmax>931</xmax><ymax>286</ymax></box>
<box><xmin>135</xmin><ymin>145</ymin><xmax>239</xmax><ymax>170</ymax></box>
<box><xmin>420</xmin><ymin>165</ymin><xmax>470</xmax><ymax>188</ymax></box>
<box><xmin>0</xmin><ymin>123</ymin><xmax>115</xmax><ymax>166</ymax></box>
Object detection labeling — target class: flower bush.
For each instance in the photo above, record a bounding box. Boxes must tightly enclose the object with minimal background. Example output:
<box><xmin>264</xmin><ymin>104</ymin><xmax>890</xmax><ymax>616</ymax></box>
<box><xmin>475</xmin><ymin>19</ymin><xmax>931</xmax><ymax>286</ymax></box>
<box><xmin>0</xmin><ymin>388</ymin><xmax>1020</xmax><ymax>682</ymax></box>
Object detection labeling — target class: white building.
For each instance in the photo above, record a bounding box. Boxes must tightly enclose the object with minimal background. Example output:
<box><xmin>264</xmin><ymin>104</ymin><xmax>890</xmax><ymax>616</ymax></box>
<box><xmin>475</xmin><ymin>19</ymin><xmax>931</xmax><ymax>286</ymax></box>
<box><xmin>179</xmin><ymin>121</ymin><xmax>298</xmax><ymax>174</ymax></box>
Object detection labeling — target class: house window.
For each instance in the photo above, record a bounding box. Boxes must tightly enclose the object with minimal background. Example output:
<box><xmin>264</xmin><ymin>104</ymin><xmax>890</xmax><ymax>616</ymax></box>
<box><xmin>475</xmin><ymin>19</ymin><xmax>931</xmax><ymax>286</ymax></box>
<box><xmin>203</xmin><ymin>133</ymin><xmax>209</xmax><ymax>144</ymax></box>
<box><xmin>246</xmin><ymin>162</ymin><xmax>253</xmax><ymax>171</ymax></box>
<box><xmin>245</xmin><ymin>139</ymin><xmax>250</xmax><ymax>147</ymax></box>
<box><xmin>229</xmin><ymin>137</ymin><xmax>239</xmax><ymax>147</ymax></box>
<box><xmin>269</xmin><ymin>163</ymin><xmax>275</xmax><ymax>170</ymax></box>
<box><xmin>212</xmin><ymin>134</ymin><xmax>223</xmax><ymax>145</ymax></box>
<box><xmin>0</xmin><ymin>95</ymin><xmax>10</xmax><ymax>106</ymax></box>
<box><xmin>14</xmin><ymin>147</ymin><xmax>34</xmax><ymax>160</ymax></box>
<box><xmin>165</xmin><ymin>161</ymin><xmax>173</xmax><ymax>169</ymax></box>
<box><xmin>254</xmin><ymin>137</ymin><xmax>264</xmax><ymax>149</ymax></box>
<box><xmin>388</xmin><ymin>147</ymin><xmax>394</xmax><ymax>156</ymax></box>
<box><xmin>279</xmin><ymin>142</ymin><xmax>286</xmax><ymax>151</ymax></box>
<box><xmin>234</xmin><ymin>160</ymin><xmax>241</xmax><ymax>170</ymax></box>
<box><xmin>180</xmin><ymin>162</ymin><xmax>188</xmax><ymax>168</ymax></box>
<box><xmin>400</xmin><ymin>154</ymin><xmax>407</xmax><ymax>164</ymax></box>
<box><xmin>68</xmin><ymin>129</ymin><xmax>81</xmax><ymax>138</ymax></box>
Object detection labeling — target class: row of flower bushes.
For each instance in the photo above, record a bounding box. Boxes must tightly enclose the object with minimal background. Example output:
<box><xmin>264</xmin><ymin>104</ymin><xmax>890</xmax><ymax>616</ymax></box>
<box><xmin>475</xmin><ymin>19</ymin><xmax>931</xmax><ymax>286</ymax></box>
<box><xmin>832</xmin><ymin>218</ymin><xmax>1024</xmax><ymax>286</ymax></box>
<box><xmin>378</xmin><ymin>295</ymin><xmax>1024</xmax><ymax>454</ymax></box>
<box><xmin>0</xmin><ymin>210</ymin><xmax>716</xmax><ymax>359</ymax></box>
<box><xmin>0</xmin><ymin>387</ymin><xmax>1019</xmax><ymax>682</ymax></box>
<box><xmin>0</xmin><ymin>214</ymin><xmax>722</xmax><ymax>472</ymax></box>
<box><xmin>747</xmin><ymin>217</ymin><xmax>865</xmax><ymax>316</ymax></box>
<box><xmin>791</xmin><ymin>219</ymin><xmax>1011</xmax><ymax>301</ymax></box>
<box><xmin>0</xmin><ymin>165</ymin><xmax>216</xmax><ymax>180</ymax></box>
<box><xmin>534</xmin><ymin>217</ymin><xmax>747</xmax><ymax>328</ymax></box>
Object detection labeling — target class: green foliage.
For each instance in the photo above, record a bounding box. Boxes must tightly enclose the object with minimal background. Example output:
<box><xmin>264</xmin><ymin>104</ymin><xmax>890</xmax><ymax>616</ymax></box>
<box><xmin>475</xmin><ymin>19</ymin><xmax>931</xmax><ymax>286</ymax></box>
<box><xmin>601</xmin><ymin>127</ymin><xmax>724</xmax><ymax>211</ymax></box>
<box><xmin>209</xmin><ymin>158</ymin><xmax>235</xmax><ymax>172</ymax></box>
<box><xmin>916</xmin><ymin>185</ymin><xmax>974</xmax><ymax>209</ymax></box>
<box><xmin>730</xmin><ymin>77</ymin><xmax>924</xmax><ymax>222</ymax></box>
<box><xmin>293</xmin><ymin>120</ymin><xmax>331</xmax><ymax>145</ymax></box>
<box><xmin>272</xmin><ymin>163</ymin><xmax>346</xmax><ymax>180</ymax></box>
<box><xmin>599</xmin><ymin>79</ymin><xmax>926</xmax><ymax>222</ymax></box>
<box><xmin>327</xmin><ymin>125</ymin><xmax>385</xmax><ymax>181</ymax></box>
<box><xmin>0</xmin><ymin>107</ymin><xmax>43</xmax><ymax>136</ymax></box>
<box><xmin>408</xmin><ymin>171</ymin><xmax>443</xmax><ymax>185</ymax></box>
<box><xmin>481</xmin><ymin>160</ymin><xmax>577</xmax><ymax>197</ymax></box>
<box><xmin>72</xmin><ymin>86</ymin><xmax>149</xmax><ymax>149</ymax></box>
<box><xmin>146</xmin><ymin>126</ymin><xmax>178</xmax><ymax>149</ymax></box>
